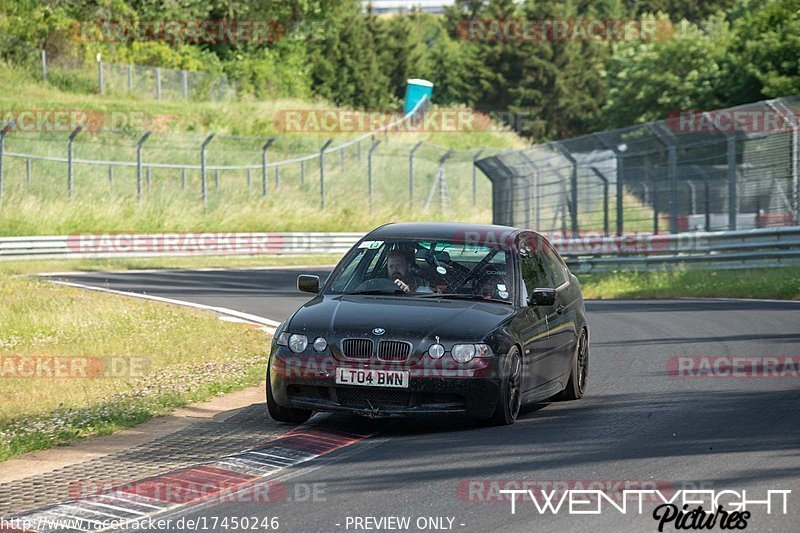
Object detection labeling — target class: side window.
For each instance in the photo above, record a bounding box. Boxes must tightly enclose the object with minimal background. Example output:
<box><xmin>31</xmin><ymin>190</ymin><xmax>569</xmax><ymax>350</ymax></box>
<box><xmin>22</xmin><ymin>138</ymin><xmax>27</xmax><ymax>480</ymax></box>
<box><xmin>519</xmin><ymin>237</ymin><xmax>551</xmax><ymax>299</ymax></box>
<box><xmin>329</xmin><ymin>248</ymin><xmax>367</xmax><ymax>292</ymax></box>
<box><xmin>543</xmin><ymin>244</ymin><xmax>568</xmax><ymax>287</ymax></box>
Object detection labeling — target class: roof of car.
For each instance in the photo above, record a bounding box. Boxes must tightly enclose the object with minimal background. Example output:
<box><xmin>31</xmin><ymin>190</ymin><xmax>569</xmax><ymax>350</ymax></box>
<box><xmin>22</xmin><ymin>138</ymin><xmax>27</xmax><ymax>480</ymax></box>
<box><xmin>366</xmin><ymin>222</ymin><xmax>527</xmax><ymax>241</ymax></box>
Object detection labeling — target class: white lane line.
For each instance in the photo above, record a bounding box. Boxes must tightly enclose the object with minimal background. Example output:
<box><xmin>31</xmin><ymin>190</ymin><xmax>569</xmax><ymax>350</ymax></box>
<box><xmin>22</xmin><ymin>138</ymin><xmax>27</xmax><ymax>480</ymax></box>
<box><xmin>675</xmin><ymin>296</ymin><xmax>800</xmax><ymax>304</ymax></box>
<box><xmin>48</xmin><ymin>279</ymin><xmax>280</xmax><ymax>333</ymax></box>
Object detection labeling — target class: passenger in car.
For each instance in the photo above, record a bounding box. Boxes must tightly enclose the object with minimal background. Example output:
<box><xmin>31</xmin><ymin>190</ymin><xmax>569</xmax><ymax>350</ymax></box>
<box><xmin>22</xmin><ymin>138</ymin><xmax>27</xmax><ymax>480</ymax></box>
<box><xmin>476</xmin><ymin>274</ymin><xmax>511</xmax><ymax>301</ymax></box>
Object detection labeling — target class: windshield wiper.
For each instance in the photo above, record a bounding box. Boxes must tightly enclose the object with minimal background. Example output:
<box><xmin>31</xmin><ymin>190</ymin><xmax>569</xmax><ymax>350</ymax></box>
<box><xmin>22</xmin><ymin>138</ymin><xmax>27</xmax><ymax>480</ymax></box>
<box><xmin>416</xmin><ymin>293</ymin><xmax>512</xmax><ymax>304</ymax></box>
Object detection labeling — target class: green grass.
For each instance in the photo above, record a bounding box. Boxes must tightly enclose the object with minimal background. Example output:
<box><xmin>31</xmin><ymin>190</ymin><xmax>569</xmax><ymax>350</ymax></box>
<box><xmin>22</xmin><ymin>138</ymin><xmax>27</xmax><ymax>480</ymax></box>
<box><xmin>578</xmin><ymin>267</ymin><xmax>800</xmax><ymax>300</ymax></box>
<box><xmin>0</xmin><ymin>274</ymin><xmax>269</xmax><ymax>461</ymax></box>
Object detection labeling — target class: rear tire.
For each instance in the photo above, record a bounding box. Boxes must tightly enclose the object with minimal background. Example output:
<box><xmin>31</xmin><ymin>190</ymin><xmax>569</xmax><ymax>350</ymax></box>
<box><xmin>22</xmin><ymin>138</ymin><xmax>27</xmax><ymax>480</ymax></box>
<box><xmin>484</xmin><ymin>347</ymin><xmax>523</xmax><ymax>426</ymax></box>
<box><xmin>555</xmin><ymin>329</ymin><xmax>588</xmax><ymax>401</ymax></box>
<box><xmin>266</xmin><ymin>364</ymin><xmax>312</xmax><ymax>424</ymax></box>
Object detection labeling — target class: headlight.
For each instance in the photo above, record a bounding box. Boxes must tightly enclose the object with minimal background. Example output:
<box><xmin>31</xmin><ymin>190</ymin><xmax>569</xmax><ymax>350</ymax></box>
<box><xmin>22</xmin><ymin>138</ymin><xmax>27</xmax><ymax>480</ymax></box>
<box><xmin>452</xmin><ymin>343</ymin><xmax>492</xmax><ymax>363</ymax></box>
<box><xmin>288</xmin><ymin>334</ymin><xmax>308</xmax><ymax>353</ymax></box>
<box><xmin>277</xmin><ymin>332</ymin><xmax>290</xmax><ymax>346</ymax></box>
<box><xmin>313</xmin><ymin>337</ymin><xmax>328</xmax><ymax>352</ymax></box>
<box><xmin>428</xmin><ymin>343</ymin><xmax>445</xmax><ymax>359</ymax></box>
<box><xmin>452</xmin><ymin>344</ymin><xmax>476</xmax><ymax>363</ymax></box>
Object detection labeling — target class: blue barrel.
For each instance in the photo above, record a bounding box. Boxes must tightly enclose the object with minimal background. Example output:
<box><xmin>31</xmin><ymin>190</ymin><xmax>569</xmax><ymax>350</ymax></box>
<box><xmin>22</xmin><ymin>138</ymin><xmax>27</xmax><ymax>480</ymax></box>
<box><xmin>404</xmin><ymin>79</ymin><xmax>433</xmax><ymax>115</ymax></box>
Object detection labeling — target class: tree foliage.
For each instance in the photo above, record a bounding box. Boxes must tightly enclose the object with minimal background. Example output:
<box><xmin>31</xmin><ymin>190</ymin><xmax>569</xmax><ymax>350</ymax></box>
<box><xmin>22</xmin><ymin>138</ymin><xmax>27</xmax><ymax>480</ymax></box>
<box><xmin>1</xmin><ymin>0</ymin><xmax>798</xmax><ymax>140</ymax></box>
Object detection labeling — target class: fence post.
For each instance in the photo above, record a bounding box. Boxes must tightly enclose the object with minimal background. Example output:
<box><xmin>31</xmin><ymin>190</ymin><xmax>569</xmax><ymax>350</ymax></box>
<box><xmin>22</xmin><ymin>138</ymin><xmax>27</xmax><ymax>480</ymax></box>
<box><xmin>594</xmin><ymin>133</ymin><xmax>625</xmax><ymax>236</ymax></box>
<box><xmin>127</xmin><ymin>64</ymin><xmax>133</xmax><ymax>92</ymax></box>
<box><xmin>686</xmin><ymin>181</ymin><xmax>697</xmax><ymax>215</ymax></box>
<box><xmin>518</xmin><ymin>152</ymin><xmax>541</xmax><ymax>230</ymax></box>
<box><xmin>181</xmin><ymin>168</ymin><xmax>187</xmax><ymax>191</ymax></box>
<box><xmin>692</xmin><ymin>165</ymin><xmax>712</xmax><ymax>231</ymax></box>
<box><xmin>247</xmin><ymin>168</ymin><xmax>252</xmax><ymax>190</ymax></box>
<box><xmin>590</xmin><ymin>167</ymin><xmax>610</xmax><ymax>236</ymax></box>
<box><xmin>319</xmin><ymin>139</ymin><xmax>333</xmax><ymax>210</ymax></box>
<box><xmin>650</xmin><ymin>124</ymin><xmax>679</xmax><ymax>233</ymax></box>
<box><xmin>26</xmin><ymin>159</ymin><xmax>32</xmax><ymax>186</ymax></box>
<box><xmin>300</xmin><ymin>160</ymin><xmax>305</xmax><ymax>184</ymax></box>
<box><xmin>651</xmin><ymin>171</ymin><xmax>659</xmax><ymax>234</ymax></box>
<box><xmin>67</xmin><ymin>125</ymin><xmax>82</xmax><ymax>199</ymax></box>
<box><xmin>261</xmin><ymin>137</ymin><xmax>275</xmax><ymax>197</ymax></box>
<box><xmin>339</xmin><ymin>147</ymin><xmax>345</xmax><ymax>172</ymax></box>
<box><xmin>156</xmin><ymin>67</ymin><xmax>162</xmax><ymax>101</ymax></box>
<box><xmin>368</xmin><ymin>140</ymin><xmax>381</xmax><ymax>211</ymax></box>
<box><xmin>726</xmin><ymin>133</ymin><xmax>737</xmax><ymax>230</ymax></box>
<box><xmin>472</xmin><ymin>149</ymin><xmax>484</xmax><ymax>207</ymax></box>
<box><xmin>201</xmin><ymin>134</ymin><xmax>215</xmax><ymax>207</ymax></box>
<box><xmin>440</xmin><ymin>150</ymin><xmax>454</xmax><ymax>212</ymax></box>
<box><xmin>0</xmin><ymin>121</ymin><xmax>14</xmax><ymax>205</ymax></box>
<box><xmin>767</xmin><ymin>99</ymin><xmax>799</xmax><ymax>225</ymax></box>
<box><xmin>97</xmin><ymin>54</ymin><xmax>104</xmax><ymax>94</ymax></box>
<box><xmin>215</xmin><ymin>170</ymin><xmax>220</xmax><ymax>191</ymax></box>
<box><xmin>108</xmin><ymin>165</ymin><xmax>113</xmax><ymax>187</ymax></box>
<box><xmin>136</xmin><ymin>131</ymin><xmax>152</xmax><ymax>203</ymax></box>
<box><xmin>182</xmin><ymin>70</ymin><xmax>188</xmax><ymax>100</ymax></box>
<box><xmin>41</xmin><ymin>49</ymin><xmax>47</xmax><ymax>82</ymax></box>
<box><xmin>409</xmin><ymin>141</ymin><xmax>423</xmax><ymax>209</ymax></box>
<box><xmin>553</xmin><ymin>142</ymin><xmax>579</xmax><ymax>237</ymax></box>
<box><xmin>275</xmin><ymin>166</ymin><xmax>280</xmax><ymax>189</ymax></box>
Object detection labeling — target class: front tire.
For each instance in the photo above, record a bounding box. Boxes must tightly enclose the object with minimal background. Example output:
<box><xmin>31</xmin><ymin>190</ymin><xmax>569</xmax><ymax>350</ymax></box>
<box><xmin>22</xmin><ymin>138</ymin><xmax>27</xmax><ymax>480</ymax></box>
<box><xmin>485</xmin><ymin>347</ymin><xmax>523</xmax><ymax>426</ymax></box>
<box><xmin>266</xmin><ymin>365</ymin><xmax>312</xmax><ymax>424</ymax></box>
<box><xmin>555</xmin><ymin>328</ymin><xmax>588</xmax><ymax>401</ymax></box>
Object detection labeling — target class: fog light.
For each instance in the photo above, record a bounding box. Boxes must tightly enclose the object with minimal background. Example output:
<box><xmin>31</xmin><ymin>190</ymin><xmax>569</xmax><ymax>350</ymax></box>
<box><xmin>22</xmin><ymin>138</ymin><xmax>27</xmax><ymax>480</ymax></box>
<box><xmin>452</xmin><ymin>344</ymin><xmax>476</xmax><ymax>363</ymax></box>
<box><xmin>313</xmin><ymin>337</ymin><xmax>328</xmax><ymax>352</ymax></box>
<box><xmin>428</xmin><ymin>343</ymin><xmax>445</xmax><ymax>359</ymax></box>
<box><xmin>288</xmin><ymin>334</ymin><xmax>308</xmax><ymax>353</ymax></box>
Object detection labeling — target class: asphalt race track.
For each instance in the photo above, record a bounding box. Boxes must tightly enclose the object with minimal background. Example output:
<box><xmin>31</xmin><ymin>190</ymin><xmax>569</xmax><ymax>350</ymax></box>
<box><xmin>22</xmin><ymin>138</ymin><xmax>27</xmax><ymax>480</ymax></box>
<box><xmin>46</xmin><ymin>268</ymin><xmax>800</xmax><ymax>532</ymax></box>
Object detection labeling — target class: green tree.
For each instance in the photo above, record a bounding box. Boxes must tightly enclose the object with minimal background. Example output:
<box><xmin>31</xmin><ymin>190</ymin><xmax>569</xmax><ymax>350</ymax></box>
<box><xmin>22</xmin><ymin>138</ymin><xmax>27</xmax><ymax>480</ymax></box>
<box><xmin>722</xmin><ymin>0</ymin><xmax>800</xmax><ymax>102</ymax></box>
<box><xmin>600</xmin><ymin>15</ymin><xmax>732</xmax><ymax>127</ymax></box>
<box><xmin>307</xmin><ymin>0</ymin><xmax>391</xmax><ymax>109</ymax></box>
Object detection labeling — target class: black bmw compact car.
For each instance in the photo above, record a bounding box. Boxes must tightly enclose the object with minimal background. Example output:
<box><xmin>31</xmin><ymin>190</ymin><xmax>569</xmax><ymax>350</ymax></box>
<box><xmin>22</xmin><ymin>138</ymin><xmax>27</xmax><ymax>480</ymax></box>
<box><xmin>267</xmin><ymin>222</ymin><xmax>588</xmax><ymax>426</ymax></box>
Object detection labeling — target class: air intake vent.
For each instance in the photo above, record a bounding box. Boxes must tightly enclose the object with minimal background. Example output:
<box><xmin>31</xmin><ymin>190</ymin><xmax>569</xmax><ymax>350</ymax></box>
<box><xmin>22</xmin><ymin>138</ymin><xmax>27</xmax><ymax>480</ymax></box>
<box><xmin>341</xmin><ymin>338</ymin><xmax>373</xmax><ymax>359</ymax></box>
<box><xmin>378</xmin><ymin>340</ymin><xmax>412</xmax><ymax>362</ymax></box>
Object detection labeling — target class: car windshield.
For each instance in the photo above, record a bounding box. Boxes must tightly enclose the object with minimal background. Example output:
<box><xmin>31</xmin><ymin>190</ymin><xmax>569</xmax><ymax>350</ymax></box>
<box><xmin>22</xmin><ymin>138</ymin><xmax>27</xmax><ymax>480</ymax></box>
<box><xmin>326</xmin><ymin>239</ymin><xmax>514</xmax><ymax>303</ymax></box>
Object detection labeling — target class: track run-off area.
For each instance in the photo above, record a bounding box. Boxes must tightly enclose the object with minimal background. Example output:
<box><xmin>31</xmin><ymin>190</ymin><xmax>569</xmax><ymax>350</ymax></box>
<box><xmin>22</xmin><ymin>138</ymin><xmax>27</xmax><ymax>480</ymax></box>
<box><xmin>21</xmin><ymin>267</ymin><xmax>800</xmax><ymax>533</ymax></box>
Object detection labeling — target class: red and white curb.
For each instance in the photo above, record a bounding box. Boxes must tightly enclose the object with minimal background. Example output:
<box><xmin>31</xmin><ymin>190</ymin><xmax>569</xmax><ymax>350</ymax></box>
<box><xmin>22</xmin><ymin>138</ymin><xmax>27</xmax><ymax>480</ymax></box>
<box><xmin>3</xmin><ymin>425</ymin><xmax>371</xmax><ymax>532</ymax></box>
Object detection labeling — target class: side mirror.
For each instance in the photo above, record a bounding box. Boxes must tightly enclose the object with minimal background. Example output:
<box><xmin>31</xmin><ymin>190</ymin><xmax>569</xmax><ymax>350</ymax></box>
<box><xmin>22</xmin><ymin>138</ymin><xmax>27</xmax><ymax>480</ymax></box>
<box><xmin>530</xmin><ymin>288</ymin><xmax>556</xmax><ymax>307</ymax></box>
<box><xmin>297</xmin><ymin>274</ymin><xmax>320</xmax><ymax>294</ymax></box>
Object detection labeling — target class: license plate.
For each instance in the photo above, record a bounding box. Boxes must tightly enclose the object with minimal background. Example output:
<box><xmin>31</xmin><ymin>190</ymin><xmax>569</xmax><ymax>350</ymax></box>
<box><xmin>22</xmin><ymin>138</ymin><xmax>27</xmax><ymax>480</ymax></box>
<box><xmin>335</xmin><ymin>367</ymin><xmax>409</xmax><ymax>388</ymax></box>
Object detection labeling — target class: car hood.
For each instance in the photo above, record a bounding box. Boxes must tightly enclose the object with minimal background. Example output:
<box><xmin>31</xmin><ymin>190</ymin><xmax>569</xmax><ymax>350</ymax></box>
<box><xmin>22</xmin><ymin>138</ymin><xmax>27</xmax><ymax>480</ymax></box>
<box><xmin>288</xmin><ymin>294</ymin><xmax>514</xmax><ymax>342</ymax></box>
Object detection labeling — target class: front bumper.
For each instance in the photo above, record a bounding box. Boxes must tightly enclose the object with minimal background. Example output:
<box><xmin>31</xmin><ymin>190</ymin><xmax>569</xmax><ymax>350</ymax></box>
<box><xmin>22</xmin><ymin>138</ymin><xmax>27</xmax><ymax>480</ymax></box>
<box><xmin>269</xmin><ymin>348</ymin><xmax>501</xmax><ymax>419</ymax></box>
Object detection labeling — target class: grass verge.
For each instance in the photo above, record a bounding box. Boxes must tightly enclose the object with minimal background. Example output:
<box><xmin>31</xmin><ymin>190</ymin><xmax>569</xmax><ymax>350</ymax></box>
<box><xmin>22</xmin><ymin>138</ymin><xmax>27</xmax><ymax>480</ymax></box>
<box><xmin>0</xmin><ymin>274</ymin><xmax>269</xmax><ymax>461</ymax></box>
<box><xmin>0</xmin><ymin>254</ymin><xmax>341</xmax><ymax>276</ymax></box>
<box><xmin>577</xmin><ymin>267</ymin><xmax>800</xmax><ymax>300</ymax></box>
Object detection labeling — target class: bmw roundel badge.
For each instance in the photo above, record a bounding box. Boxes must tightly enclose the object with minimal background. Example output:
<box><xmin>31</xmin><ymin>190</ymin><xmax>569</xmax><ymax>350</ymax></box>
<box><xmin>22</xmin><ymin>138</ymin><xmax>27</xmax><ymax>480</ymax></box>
<box><xmin>372</xmin><ymin>327</ymin><xmax>386</xmax><ymax>336</ymax></box>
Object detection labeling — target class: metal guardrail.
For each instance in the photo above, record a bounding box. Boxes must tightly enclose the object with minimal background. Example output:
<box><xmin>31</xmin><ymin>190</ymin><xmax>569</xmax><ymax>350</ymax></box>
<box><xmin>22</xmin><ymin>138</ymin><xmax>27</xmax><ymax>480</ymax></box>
<box><xmin>553</xmin><ymin>225</ymin><xmax>800</xmax><ymax>272</ymax></box>
<box><xmin>2</xmin><ymin>227</ymin><xmax>799</xmax><ymax>271</ymax></box>
<box><xmin>0</xmin><ymin>232</ymin><xmax>365</xmax><ymax>260</ymax></box>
